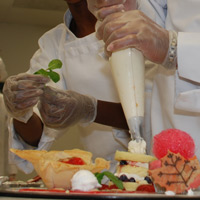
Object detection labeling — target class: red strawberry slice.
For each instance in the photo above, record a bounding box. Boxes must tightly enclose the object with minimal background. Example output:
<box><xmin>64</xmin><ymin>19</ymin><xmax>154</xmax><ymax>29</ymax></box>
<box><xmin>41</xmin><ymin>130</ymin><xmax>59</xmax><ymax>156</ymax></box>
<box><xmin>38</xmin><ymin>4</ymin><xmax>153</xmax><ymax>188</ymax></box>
<box><xmin>189</xmin><ymin>174</ymin><xmax>200</xmax><ymax>189</ymax></box>
<box><xmin>136</xmin><ymin>185</ymin><xmax>155</xmax><ymax>193</ymax></box>
<box><xmin>60</xmin><ymin>157</ymin><xmax>85</xmax><ymax>165</ymax></box>
<box><xmin>149</xmin><ymin>160</ymin><xmax>162</xmax><ymax>170</ymax></box>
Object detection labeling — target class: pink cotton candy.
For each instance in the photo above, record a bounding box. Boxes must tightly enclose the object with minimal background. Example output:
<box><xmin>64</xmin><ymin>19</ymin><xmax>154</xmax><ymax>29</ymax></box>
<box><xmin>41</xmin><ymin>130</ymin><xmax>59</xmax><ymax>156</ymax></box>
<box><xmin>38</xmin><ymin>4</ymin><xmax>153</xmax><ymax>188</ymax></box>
<box><xmin>153</xmin><ymin>129</ymin><xmax>195</xmax><ymax>159</ymax></box>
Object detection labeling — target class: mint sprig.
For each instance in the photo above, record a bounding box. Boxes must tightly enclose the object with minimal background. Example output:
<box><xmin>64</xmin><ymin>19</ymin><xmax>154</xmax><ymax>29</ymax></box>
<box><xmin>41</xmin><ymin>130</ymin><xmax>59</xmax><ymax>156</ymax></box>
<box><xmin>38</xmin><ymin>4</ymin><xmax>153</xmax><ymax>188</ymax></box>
<box><xmin>95</xmin><ymin>171</ymin><xmax>124</xmax><ymax>190</ymax></box>
<box><xmin>34</xmin><ymin>59</ymin><xmax>62</xmax><ymax>83</ymax></box>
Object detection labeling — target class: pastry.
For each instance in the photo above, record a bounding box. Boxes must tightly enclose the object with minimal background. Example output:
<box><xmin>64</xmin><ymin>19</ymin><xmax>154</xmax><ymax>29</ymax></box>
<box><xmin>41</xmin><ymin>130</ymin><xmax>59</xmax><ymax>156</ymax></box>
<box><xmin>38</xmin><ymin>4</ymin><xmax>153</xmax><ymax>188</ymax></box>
<box><xmin>114</xmin><ymin>150</ymin><xmax>156</xmax><ymax>191</ymax></box>
<box><xmin>10</xmin><ymin>148</ymin><xmax>110</xmax><ymax>190</ymax></box>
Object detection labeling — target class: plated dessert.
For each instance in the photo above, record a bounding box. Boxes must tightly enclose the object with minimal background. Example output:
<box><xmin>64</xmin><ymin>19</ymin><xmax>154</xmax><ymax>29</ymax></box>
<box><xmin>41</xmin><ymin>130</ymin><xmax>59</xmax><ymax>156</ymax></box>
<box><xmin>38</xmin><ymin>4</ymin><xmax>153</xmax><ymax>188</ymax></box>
<box><xmin>10</xmin><ymin>128</ymin><xmax>200</xmax><ymax>196</ymax></box>
<box><xmin>10</xmin><ymin>147</ymin><xmax>155</xmax><ymax>193</ymax></box>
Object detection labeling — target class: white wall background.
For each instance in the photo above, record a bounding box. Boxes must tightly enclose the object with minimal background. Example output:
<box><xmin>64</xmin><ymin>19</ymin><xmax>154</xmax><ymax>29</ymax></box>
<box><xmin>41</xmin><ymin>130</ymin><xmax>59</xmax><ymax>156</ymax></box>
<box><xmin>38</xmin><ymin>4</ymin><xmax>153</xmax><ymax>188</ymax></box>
<box><xmin>0</xmin><ymin>0</ymin><xmax>83</xmax><ymax>181</ymax></box>
<box><xmin>0</xmin><ymin>23</ymin><xmax>50</xmax><ymax>76</ymax></box>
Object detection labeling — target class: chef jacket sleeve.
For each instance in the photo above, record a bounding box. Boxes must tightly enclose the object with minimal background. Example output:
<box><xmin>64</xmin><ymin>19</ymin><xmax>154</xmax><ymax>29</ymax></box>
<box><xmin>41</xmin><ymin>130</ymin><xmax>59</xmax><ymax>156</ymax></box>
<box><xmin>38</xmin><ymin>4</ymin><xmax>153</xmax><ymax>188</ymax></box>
<box><xmin>177</xmin><ymin>33</ymin><xmax>200</xmax><ymax>83</ymax></box>
<box><xmin>174</xmin><ymin>32</ymin><xmax>200</xmax><ymax>113</ymax></box>
<box><xmin>137</xmin><ymin>0</ymin><xmax>167</xmax><ymax>28</ymax></box>
<box><xmin>8</xmin><ymin>106</ymin><xmax>66</xmax><ymax>174</ymax></box>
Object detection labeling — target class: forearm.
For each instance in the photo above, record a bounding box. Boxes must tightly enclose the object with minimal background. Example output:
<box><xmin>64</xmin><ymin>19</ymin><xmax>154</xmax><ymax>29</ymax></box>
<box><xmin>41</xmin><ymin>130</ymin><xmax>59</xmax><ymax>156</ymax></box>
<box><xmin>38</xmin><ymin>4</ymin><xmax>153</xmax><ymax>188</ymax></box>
<box><xmin>13</xmin><ymin>100</ymin><xmax>128</xmax><ymax>143</ymax></box>
<box><xmin>95</xmin><ymin>100</ymin><xmax>128</xmax><ymax>130</ymax></box>
<box><xmin>13</xmin><ymin>113</ymin><xmax>43</xmax><ymax>147</ymax></box>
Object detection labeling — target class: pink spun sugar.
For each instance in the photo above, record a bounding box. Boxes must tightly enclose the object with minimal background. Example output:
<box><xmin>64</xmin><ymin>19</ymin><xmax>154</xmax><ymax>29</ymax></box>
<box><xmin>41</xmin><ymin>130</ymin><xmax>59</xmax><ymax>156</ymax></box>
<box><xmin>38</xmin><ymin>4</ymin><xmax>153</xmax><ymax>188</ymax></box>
<box><xmin>152</xmin><ymin>129</ymin><xmax>195</xmax><ymax>159</ymax></box>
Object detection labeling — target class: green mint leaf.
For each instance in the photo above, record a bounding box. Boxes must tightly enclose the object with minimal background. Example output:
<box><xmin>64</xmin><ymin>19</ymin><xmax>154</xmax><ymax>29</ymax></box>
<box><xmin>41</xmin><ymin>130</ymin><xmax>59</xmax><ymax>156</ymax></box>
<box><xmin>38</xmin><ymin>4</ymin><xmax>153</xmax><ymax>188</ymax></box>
<box><xmin>33</xmin><ymin>59</ymin><xmax>62</xmax><ymax>83</ymax></box>
<box><xmin>48</xmin><ymin>71</ymin><xmax>60</xmax><ymax>83</ymax></box>
<box><xmin>103</xmin><ymin>171</ymin><xmax>124</xmax><ymax>190</ymax></box>
<box><xmin>94</xmin><ymin>172</ymin><xmax>105</xmax><ymax>184</ymax></box>
<box><xmin>95</xmin><ymin>171</ymin><xmax>124</xmax><ymax>190</ymax></box>
<box><xmin>34</xmin><ymin>68</ymin><xmax>49</xmax><ymax>76</ymax></box>
<box><xmin>48</xmin><ymin>59</ymin><xmax>62</xmax><ymax>70</ymax></box>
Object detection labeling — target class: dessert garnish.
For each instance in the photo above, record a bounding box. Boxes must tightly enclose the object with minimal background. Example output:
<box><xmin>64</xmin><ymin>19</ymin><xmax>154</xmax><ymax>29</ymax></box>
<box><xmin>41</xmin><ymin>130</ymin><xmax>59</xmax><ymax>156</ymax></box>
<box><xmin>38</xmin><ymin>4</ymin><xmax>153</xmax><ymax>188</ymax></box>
<box><xmin>153</xmin><ymin>129</ymin><xmax>195</xmax><ymax>159</ymax></box>
<box><xmin>34</xmin><ymin>59</ymin><xmax>62</xmax><ymax>83</ymax></box>
<box><xmin>95</xmin><ymin>171</ymin><xmax>124</xmax><ymax>190</ymax></box>
<box><xmin>149</xmin><ymin>151</ymin><xmax>200</xmax><ymax>194</ymax></box>
<box><xmin>149</xmin><ymin>129</ymin><xmax>200</xmax><ymax>194</ymax></box>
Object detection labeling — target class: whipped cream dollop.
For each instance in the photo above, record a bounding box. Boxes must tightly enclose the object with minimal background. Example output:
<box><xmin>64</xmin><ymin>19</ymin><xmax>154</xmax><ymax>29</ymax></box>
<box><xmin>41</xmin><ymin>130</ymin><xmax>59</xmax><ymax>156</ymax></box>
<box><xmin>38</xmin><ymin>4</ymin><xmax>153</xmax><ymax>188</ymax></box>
<box><xmin>71</xmin><ymin>170</ymin><xmax>101</xmax><ymax>191</ymax></box>
<box><xmin>187</xmin><ymin>189</ymin><xmax>194</xmax><ymax>196</ymax></box>
<box><xmin>128</xmin><ymin>139</ymin><xmax>146</xmax><ymax>154</ymax></box>
<box><xmin>165</xmin><ymin>190</ymin><xmax>175</xmax><ymax>196</ymax></box>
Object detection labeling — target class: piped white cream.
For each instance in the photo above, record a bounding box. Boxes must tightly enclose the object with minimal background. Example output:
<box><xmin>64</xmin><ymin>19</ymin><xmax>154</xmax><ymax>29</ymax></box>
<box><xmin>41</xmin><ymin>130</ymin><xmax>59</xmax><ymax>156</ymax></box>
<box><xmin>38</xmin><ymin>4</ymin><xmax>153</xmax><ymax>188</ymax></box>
<box><xmin>128</xmin><ymin>139</ymin><xmax>146</xmax><ymax>154</ymax></box>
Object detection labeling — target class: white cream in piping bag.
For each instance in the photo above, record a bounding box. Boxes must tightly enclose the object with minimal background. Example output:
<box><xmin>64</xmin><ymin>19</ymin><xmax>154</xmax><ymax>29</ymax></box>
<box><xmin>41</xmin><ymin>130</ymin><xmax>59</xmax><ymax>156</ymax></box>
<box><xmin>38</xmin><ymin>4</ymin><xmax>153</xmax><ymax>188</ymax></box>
<box><xmin>109</xmin><ymin>48</ymin><xmax>146</xmax><ymax>151</ymax></box>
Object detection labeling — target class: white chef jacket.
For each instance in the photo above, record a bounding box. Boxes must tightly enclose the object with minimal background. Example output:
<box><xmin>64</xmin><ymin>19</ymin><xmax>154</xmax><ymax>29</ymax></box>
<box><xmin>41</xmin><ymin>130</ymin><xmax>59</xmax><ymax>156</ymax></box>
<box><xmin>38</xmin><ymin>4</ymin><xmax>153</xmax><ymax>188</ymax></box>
<box><xmin>0</xmin><ymin>94</ymin><xmax>18</xmax><ymax>176</ymax></box>
<box><xmin>138</xmin><ymin>0</ymin><xmax>200</xmax><ymax>159</ymax></box>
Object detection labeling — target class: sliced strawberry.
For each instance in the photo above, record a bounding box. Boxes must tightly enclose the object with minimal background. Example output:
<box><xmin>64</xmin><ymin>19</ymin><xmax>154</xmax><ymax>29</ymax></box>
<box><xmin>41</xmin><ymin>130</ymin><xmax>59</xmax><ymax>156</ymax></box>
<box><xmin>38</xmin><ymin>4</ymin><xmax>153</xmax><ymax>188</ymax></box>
<box><xmin>136</xmin><ymin>185</ymin><xmax>155</xmax><ymax>193</ymax></box>
<box><xmin>189</xmin><ymin>174</ymin><xmax>200</xmax><ymax>189</ymax></box>
<box><xmin>149</xmin><ymin>160</ymin><xmax>162</xmax><ymax>170</ymax></box>
<box><xmin>99</xmin><ymin>184</ymin><xmax>119</xmax><ymax>190</ymax></box>
<box><xmin>60</xmin><ymin>157</ymin><xmax>85</xmax><ymax>165</ymax></box>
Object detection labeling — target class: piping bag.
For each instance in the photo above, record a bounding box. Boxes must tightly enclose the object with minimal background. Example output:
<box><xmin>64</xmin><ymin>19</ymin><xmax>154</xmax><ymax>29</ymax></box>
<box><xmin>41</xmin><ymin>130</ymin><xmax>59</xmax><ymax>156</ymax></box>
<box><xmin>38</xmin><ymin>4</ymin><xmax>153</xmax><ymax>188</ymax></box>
<box><xmin>109</xmin><ymin>48</ymin><xmax>145</xmax><ymax>142</ymax></box>
<box><xmin>95</xmin><ymin>21</ymin><xmax>145</xmax><ymax>142</ymax></box>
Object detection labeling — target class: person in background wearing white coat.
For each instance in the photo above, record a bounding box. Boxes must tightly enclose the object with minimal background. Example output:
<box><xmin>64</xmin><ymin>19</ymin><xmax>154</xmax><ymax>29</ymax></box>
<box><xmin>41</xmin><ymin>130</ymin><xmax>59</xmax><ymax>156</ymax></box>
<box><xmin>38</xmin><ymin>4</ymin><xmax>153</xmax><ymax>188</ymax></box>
<box><xmin>0</xmin><ymin>57</ymin><xmax>18</xmax><ymax>180</ymax></box>
<box><xmin>3</xmin><ymin>0</ymin><xmax>134</xmax><ymax>174</ymax></box>
<box><xmin>87</xmin><ymin>0</ymin><xmax>200</xmax><ymax>160</ymax></box>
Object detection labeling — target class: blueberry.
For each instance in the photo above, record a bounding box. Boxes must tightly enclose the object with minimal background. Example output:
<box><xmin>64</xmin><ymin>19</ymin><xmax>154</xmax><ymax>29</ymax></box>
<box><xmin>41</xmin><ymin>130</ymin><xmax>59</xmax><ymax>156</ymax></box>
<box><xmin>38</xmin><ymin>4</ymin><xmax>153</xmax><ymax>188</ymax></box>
<box><xmin>144</xmin><ymin>176</ymin><xmax>152</xmax><ymax>184</ymax></box>
<box><xmin>120</xmin><ymin>160</ymin><xmax>128</xmax><ymax>165</ymax></box>
<box><xmin>119</xmin><ymin>174</ymin><xmax>129</xmax><ymax>182</ymax></box>
<box><xmin>129</xmin><ymin>177</ymin><xmax>136</xmax><ymax>182</ymax></box>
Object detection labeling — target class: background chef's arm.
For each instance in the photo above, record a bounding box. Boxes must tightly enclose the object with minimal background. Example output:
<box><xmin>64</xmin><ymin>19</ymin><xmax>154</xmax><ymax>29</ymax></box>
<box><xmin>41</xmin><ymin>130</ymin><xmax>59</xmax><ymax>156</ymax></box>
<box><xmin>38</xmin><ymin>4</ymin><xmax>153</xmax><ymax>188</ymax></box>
<box><xmin>13</xmin><ymin>100</ymin><xmax>128</xmax><ymax>147</ymax></box>
<box><xmin>95</xmin><ymin>100</ymin><xmax>128</xmax><ymax>130</ymax></box>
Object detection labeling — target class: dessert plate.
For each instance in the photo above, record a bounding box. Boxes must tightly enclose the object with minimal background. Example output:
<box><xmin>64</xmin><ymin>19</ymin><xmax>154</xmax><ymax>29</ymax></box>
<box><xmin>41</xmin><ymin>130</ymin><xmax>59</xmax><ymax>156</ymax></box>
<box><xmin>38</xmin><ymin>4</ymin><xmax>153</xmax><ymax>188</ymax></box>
<box><xmin>1</xmin><ymin>187</ymin><xmax>200</xmax><ymax>200</ymax></box>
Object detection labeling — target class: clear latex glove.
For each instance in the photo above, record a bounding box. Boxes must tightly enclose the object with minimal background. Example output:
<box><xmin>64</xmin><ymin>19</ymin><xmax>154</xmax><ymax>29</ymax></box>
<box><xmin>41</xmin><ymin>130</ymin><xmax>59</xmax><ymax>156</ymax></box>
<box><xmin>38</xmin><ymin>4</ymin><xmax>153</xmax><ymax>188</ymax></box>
<box><xmin>38</xmin><ymin>86</ymin><xmax>97</xmax><ymax>129</ymax></box>
<box><xmin>96</xmin><ymin>10</ymin><xmax>169</xmax><ymax>64</ymax></box>
<box><xmin>3</xmin><ymin>73</ymin><xmax>50</xmax><ymax>123</ymax></box>
<box><xmin>87</xmin><ymin>0</ymin><xmax>126</xmax><ymax>20</ymax></box>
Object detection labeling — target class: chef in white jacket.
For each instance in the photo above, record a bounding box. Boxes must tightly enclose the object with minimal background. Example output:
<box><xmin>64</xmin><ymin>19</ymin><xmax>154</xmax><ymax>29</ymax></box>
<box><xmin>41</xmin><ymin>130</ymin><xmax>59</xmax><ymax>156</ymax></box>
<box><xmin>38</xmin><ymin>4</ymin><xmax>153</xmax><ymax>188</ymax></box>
<box><xmin>0</xmin><ymin>57</ymin><xmax>18</xmax><ymax>179</ymax></box>
<box><xmin>4</xmin><ymin>0</ymin><xmax>158</xmax><ymax>174</ymax></box>
<box><xmin>87</xmin><ymin>0</ymin><xmax>200</xmax><ymax>160</ymax></box>
<box><xmin>144</xmin><ymin>0</ymin><xmax>200</xmax><ymax>157</ymax></box>
<box><xmin>3</xmin><ymin>0</ymin><xmax>133</xmax><ymax>174</ymax></box>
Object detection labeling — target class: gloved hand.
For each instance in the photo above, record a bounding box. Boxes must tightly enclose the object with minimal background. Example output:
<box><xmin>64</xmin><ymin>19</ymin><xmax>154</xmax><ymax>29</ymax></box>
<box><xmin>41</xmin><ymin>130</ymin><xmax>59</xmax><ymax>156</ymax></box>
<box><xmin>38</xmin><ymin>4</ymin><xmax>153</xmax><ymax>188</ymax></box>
<box><xmin>38</xmin><ymin>86</ymin><xmax>97</xmax><ymax>129</ymax></box>
<box><xmin>96</xmin><ymin>10</ymin><xmax>169</xmax><ymax>64</ymax></box>
<box><xmin>87</xmin><ymin>0</ymin><xmax>126</xmax><ymax>21</ymax></box>
<box><xmin>3</xmin><ymin>73</ymin><xmax>50</xmax><ymax>123</ymax></box>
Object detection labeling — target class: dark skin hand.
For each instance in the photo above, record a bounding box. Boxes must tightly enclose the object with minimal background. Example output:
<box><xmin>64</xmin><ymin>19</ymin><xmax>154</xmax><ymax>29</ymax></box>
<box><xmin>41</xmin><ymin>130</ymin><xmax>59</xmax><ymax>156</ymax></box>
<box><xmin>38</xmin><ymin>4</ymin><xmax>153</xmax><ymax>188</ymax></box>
<box><xmin>13</xmin><ymin>0</ymin><xmax>128</xmax><ymax>147</ymax></box>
